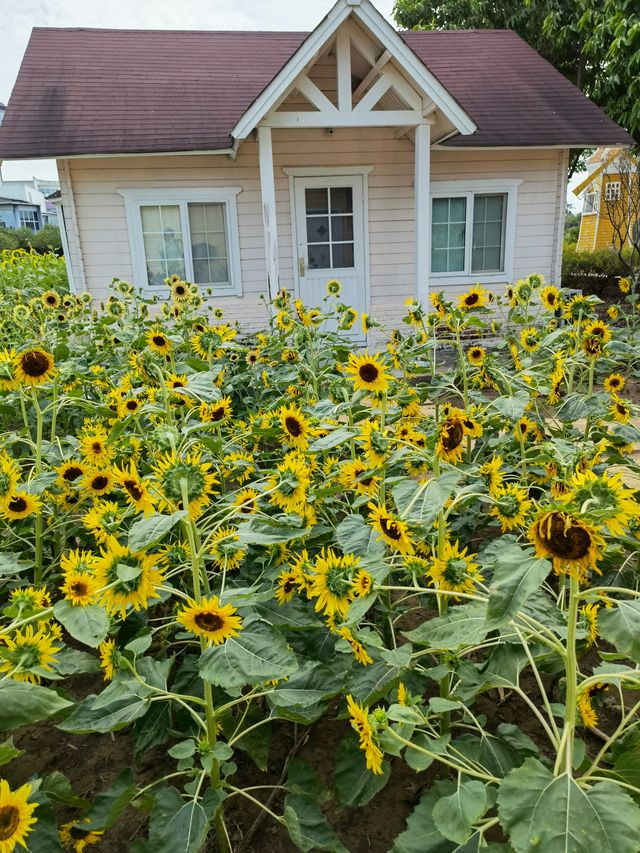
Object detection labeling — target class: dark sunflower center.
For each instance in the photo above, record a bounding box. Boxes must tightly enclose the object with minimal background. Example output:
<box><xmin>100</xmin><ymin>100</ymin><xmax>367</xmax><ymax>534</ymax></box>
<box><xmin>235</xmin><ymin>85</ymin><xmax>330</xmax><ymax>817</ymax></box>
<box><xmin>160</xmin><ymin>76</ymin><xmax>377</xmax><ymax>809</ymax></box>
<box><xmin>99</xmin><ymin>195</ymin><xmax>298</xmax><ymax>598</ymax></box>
<box><xmin>380</xmin><ymin>516</ymin><xmax>402</xmax><ymax>540</ymax></box>
<box><xmin>584</xmin><ymin>338</ymin><xmax>601</xmax><ymax>356</ymax></box>
<box><xmin>175</xmin><ymin>285</ymin><xmax>186</xmax><ymax>296</ymax></box>
<box><xmin>548</xmin><ymin>294</ymin><xmax>556</xmax><ymax>305</ymax></box>
<box><xmin>209</xmin><ymin>407</ymin><xmax>225</xmax><ymax>421</ymax></box>
<box><xmin>0</xmin><ymin>805</ymin><xmax>20</xmax><ymax>840</ymax></box>
<box><xmin>544</xmin><ymin>514</ymin><xmax>592</xmax><ymax>560</ymax></box>
<box><xmin>465</xmin><ymin>293</ymin><xmax>479</xmax><ymax>306</ymax></box>
<box><xmin>21</xmin><ymin>350</ymin><xmax>50</xmax><ymax>377</ymax></box>
<box><xmin>63</xmin><ymin>466</ymin><xmax>83</xmax><ymax>482</ymax></box>
<box><xmin>70</xmin><ymin>825</ymin><xmax>92</xmax><ymax>839</ymax></box>
<box><xmin>152</xmin><ymin>335</ymin><xmax>166</xmax><ymax>347</ymax></box>
<box><xmin>359</xmin><ymin>363</ymin><xmax>380</xmax><ymax>383</ymax></box>
<box><xmin>91</xmin><ymin>476</ymin><xmax>109</xmax><ymax>490</ymax></box>
<box><xmin>8</xmin><ymin>496</ymin><xmax>27</xmax><ymax>513</ymax></box>
<box><xmin>616</xmin><ymin>402</ymin><xmax>627</xmax><ymax>414</ymax></box>
<box><xmin>70</xmin><ymin>581</ymin><xmax>89</xmax><ymax>596</ymax></box>
<box><xmin>125</xmin><ymin>401</ymin><xmax>138</xmax><ymax>411</ymax></box>
<box><xmin>360</xmin><ymin>476</ymin><xmax>374</xmax><ymax>487</ymax></box>
<box><xmin>46</xmin><ymin>295</ymin><xmax>57</xmax><ymax>305</ymax></box>
<box><xmin>124</xmin><ymin>479</ymin><xmax>143</xmax><ymax>501</ymax></box>
<box><xmin>285</xmin><ymin>416</ymin><xmax>303</xmax><ymax>437</ymax></box>
<box><xmin>91</xmin><ymin>441</ymin><xmax>103</xmax><ymax>455</ymax></box>
<box><xmin>610</xmin><ymin>378</ymin><xmax>621</xmax><ymax>389</ymax></box>
<box><xmin>283</xmin><ymin>579</ymin><xmax>295</xmax><ymax>594</ymax></box>
<box><xmin>194</xmin><ymin>612</ymin><xmax>224</xmax><ymax>632</ymax></box>
<box><xmin>441</xmin><ymin>420</ymin><xmax>464</xmax><ymax>451</ymax></box>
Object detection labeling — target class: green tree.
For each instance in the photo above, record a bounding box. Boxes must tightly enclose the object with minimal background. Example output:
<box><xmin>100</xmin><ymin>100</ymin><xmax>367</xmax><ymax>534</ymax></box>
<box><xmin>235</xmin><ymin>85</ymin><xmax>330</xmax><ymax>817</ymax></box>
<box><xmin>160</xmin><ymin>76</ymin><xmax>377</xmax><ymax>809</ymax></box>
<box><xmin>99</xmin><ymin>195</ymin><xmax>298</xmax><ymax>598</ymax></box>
<box><xmin>393</xmin><ymin>0</ymin><xmax>640</xmax><ymax>149</ymax></box>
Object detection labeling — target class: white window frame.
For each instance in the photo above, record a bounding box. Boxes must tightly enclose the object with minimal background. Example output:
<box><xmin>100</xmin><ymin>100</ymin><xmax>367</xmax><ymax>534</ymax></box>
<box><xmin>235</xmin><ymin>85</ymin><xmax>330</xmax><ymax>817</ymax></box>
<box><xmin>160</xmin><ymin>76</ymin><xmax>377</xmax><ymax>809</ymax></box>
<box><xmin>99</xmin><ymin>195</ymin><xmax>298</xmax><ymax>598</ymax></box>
<box><xmin>118</xmin><ymin>187</ymin><xmax>243</xmax><ymax>296</ymax></box>
<box><xmin>604</xmin><ymin>180</ymin><xmax>621</xmax><ymax>202</ymax></box>
<box><xmin>19</xmin><ymin>208</ymin><xmax>40</xmax><ymax>231</ymax></box>
<box><xmin>429</xmin><ymin>179</ymin><xmax>521</xmax><ymax>285</ymax></box>
<box><xmin>583</xmin><ymin>187</ymin><xmax>599</xmax><ymax>214</ymax></box>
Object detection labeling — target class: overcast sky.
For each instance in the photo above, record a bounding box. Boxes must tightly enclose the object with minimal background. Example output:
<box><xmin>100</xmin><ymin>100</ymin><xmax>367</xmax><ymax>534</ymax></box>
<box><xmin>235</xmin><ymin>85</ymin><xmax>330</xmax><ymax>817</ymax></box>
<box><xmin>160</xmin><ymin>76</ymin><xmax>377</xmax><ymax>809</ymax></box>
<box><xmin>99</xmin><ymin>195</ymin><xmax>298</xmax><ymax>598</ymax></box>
<box><xmin>0</xmin><ymin>0</ymin><xmax>394</xmax><ymax>181</ymax></box>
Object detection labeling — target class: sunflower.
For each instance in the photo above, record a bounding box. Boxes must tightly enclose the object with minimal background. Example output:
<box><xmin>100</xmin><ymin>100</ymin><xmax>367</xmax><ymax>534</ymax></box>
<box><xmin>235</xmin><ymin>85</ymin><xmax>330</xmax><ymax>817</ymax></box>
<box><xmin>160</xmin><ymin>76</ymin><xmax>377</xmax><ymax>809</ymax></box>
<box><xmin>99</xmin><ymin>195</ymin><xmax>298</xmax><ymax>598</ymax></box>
<box><xmin>462</xmin><ymin>413</ymin><xmax>483</xmax><ymax>438</ymax></box>
<box><xmin>346</xmin><ymin>694</ymin><xmax>383</xmax><ymax>775</ymax></box>
<box><xmin>7</xmin><ymin>586</ymin><xmax>50</xmax><ymax>619</ymax></box>
<box><xmin>177</xmin><ymin>595</ymin><xmax>243</xmax><ymax>645</ymax></box>
<box><xmin>458</xmin><ymin>284</ymin><xmax>490</xmax><ymax>311</ymax></box>
<box><xmin>339</xmin><ymin>306</ymin><xmax>358</xmax><ymax>330</ymax></box>
<box><xmin>326</xmin><ymin>278</ymin><xmax>342</xmax><ymax>296</ymax></box>
<box><xmin>338</xmin><ymin>459</ymin><xmax>379</xmax><ymax>496</ymax></box>
<box><xmin>0</xmin><ymin>348</ymin><xmax>18</xmax><ymax>391</ymax></box>
<box><xmin>604</xmin><ymin>373</ymin><xmax>625</xmax><ymax>394</ymax></box>
<box><xmin>14</xmin><ymin>348</ymin><xmax>56</xmax><ymax>387</ymax></box>
<box><xmin>540</xmin><ymin>285</ymin><xmax>560</xmax><ymax>311</ymax></box>
<box><xmin>279</xmin><ymin>404</ymin><xmax>313</xmax><ymax>449</ymax></box>
<box><xmin>359</xmin><ymin>419</ymin><xmax>389</xmax><ymax>467</ymax></box>
<box><xmin>99</xmin><ymin>638</ymin><xmax>117</xmax><ymax>681</ymax></box>
<box><xmin>210</xmin><ymin>526</ymin><xmax>246</xmax><ymax>570</ymax></box>
<box><xmin>368</xmin><ymin>502</ymin><xmax>414</xmax><ymax>555</ymax></box>
<box><xmin>79</xmin><ymin>427</ymin><xmax>114</xmax><ymax>468</ymax></box>
<box><xmin>275</xmin><ymin>569</ymin><xmax>299</xmax><ymax>604</ymax></box>
<box><xmin>93</xmin><ymin>537</ymin><xmax>164</xmax><ymax>617</ymax></box>
<box><xmin>609</xmin><ymin>395</ymin><xmax>632</xmax><ymax>424</ymax></box>
<box><xmin>337</xmin><ymin>627</ymin><xmax>373</xmax><ymax>666</ymax></box>
<box><xmin>222</xmin><ymin>451</ymin><xmax>255</xmax><ymax>485</ymax></box>
<box><xmin>561</xmin><ymin>470</ymin><xmax>638</xmax><ymax>536</ymax></box>
<box><xmin>490</xmin><ymin>484</ymin><xmax>532</xmax><ymax>531</ymax></box>
<box><xmin>480</xmin><ymin>455</ymin><xmax>504</xmax><ymax>497</ymax></box>
<box><xmin>307</xmin><ymin>549</ymin><xmax>360</xmax><ymax>619</ymax></box>
<box><xmin>56</xmin><ymin>460</ymin><xmax>90</xmax><ymax>490</ymax></box>
<box><xmin>352</xmin><ymin>568</ymin><xmax>373</xmax><ymax>597</ymax></box>
<box><xmin>59</xmin><ymin>818</ymin><xmax>104</xmax><ymax>851</ymax></box>
<box><xmin>529</xmin><ymin>510</ymin><xmax>604</xmax><ymax>580</ymax></box>
<box><xmin>276</xmin><ymin>312</ymin><xmax>294</xmax><ymax>332</ymax></box>
<box><xmin>61</xmin><ymin>569</ymin><xmax>99</xmax><ymax>607</ymax></box>
<box><xmin>608</xmin><ymin>305</ymin><xmax>619</xmax><ymax>321</ymax></box>
<box><xmin>436</xmin><ymin>412</ymin><xmax>466</xmax><ymax>464</ymax></box>
<box><xmin>170</xmin><ymin>278</ymin><xmax>190</xmax><ymax>301</ymax></box>
<box><xmin>428</xmin><ymin>540</ymin><xmax>483</xmax><ymax>595</ymax></box>
<box><xmin>200</xmin><ymin>397</ymin><xmax>232</xmax><ymax>425</ymax></box>
<box><xmin>514</xmin><ymin>416</ymin><xmax>541</xmax><ymax>442</ymax></box>
<box><xmin>582</xmin><ymin>603</ymin><xmax>600</xmax><ymax>647</ymax></box>
<box><xmin>0</xmin><ymin>624</ymin><xmax>60</xmax><ymax>683</ymax></box>
<box><xmin>430</xmin><ymin>291</ymin><xmax>446</xmax><ymax>318</ymax></box>
<box><xmin>519</xmin><ymin>326</ymin><xmax>540</xmax><ymax>353</ymax></box>
<box><xmin>0</xmin><ymin>453</ymin><xmax>20</xmax><ymax>502</ymax></box>
<box><xmin>152</xmin><ymin>450</ymin><xmax>218</xmax><ymax>519</ymax></box>
<box><xmin>82</xmin><ymin>468</ymin><xmax>114</xmax><ymax>498</ymax></box>
<box><xmin>361</xmin><ymin>313</ymin><xmax>373</xmax><ymax>334</ymax></box>
<box><xmin>466</xmin><ymin>345</ymin><xmax>486</xmax><ymax>366</ymax></box>
<box><xmin>0</xmin><ymin>779</ymin><xmax>38</xmax><ymax>852</ymax></box>
<box><xmin>0</xmin><ymin>490</ymin><xmax>41</xmax><ymax>521</ymax></box>
<box><xmin>578</xmin><ymin>683</ymin><xmax>607</xmax><ymax>728</ymax></box>
<box><xmin>619</xmin><ymin>277</ymin><xmax>631</xmax><ymax>294</ymax></box>
<box><xmin>145</xmin><ymin>327</ymin><xmax>173</xmax><ymax>356</ymax></box>
<box><xmin>563</xmin><ymin>294</ymin><xmax>593</xmax><ymax>322</ymax></box>
<box><xmin>584</xmin><ymin>319</ymin><xmax>612</xmax><ymax>344</ymax></box>
<box><xmin>270</xmin><ymin>452</ymin><xmax>310</xmax><ymax>514</ymax></box>
<box><xmin>41</xmin><ymin>289</ymin><xmax>61</xmax><ymax>309</ymax></box>
<box><xmin>344</xmin><ymin>352</ymin><xmax>391</xmax><ymax>395</ymax></box>
<box><xmin>117</xmin><ymin>395</ymin><xmax>143</xmax><ymax>418</ymax></box>
<box><xmin>82</xmin><ymin>499</ymin><xmax>124</xmax><ymax>544</ymax></box>
<box><xmin>114</xmin><ymin>460</ymin><xmax>155</xmax><ymax>516</ymax></box>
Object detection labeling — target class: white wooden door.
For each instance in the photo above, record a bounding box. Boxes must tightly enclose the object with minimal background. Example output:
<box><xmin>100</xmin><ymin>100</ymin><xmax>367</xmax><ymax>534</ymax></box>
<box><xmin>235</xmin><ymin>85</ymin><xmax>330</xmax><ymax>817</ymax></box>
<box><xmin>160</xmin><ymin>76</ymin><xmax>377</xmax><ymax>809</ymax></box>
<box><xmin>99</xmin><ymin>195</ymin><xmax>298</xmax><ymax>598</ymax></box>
<box><xmin>293</xmin><ymin>175</ymin><xmax>366</xmax><ymax>333</ymax></box>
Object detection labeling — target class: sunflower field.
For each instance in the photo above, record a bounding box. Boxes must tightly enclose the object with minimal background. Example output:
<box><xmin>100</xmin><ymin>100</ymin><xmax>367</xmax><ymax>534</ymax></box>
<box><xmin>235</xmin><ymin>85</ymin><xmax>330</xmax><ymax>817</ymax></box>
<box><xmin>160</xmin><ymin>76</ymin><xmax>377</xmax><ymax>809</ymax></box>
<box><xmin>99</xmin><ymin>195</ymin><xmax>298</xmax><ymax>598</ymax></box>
<box><xmin>1</xmin><ymin>250</ymin><xmax>640</xmax><ymax>853</ymax></box>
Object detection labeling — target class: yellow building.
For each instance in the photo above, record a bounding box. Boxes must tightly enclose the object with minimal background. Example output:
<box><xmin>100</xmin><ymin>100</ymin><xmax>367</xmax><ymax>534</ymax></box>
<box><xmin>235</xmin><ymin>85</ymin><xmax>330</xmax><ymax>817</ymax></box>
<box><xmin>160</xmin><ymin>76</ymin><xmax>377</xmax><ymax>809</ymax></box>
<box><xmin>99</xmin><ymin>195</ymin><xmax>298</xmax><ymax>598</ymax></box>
<box><xmin>575</xmin><ymin>147</ymin><xmax>638</xmax><ymax>252</ymax></box>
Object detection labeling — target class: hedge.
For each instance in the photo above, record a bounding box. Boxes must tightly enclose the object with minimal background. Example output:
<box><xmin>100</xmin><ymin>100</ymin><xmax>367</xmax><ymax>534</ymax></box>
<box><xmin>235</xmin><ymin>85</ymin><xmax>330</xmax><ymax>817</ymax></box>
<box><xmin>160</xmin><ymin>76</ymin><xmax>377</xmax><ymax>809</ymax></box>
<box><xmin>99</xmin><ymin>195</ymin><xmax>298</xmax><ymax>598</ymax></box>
<box><xmin>561</xmin><ymin>245</ymin><xmax>628</xmax><ymax>297</ymax></box>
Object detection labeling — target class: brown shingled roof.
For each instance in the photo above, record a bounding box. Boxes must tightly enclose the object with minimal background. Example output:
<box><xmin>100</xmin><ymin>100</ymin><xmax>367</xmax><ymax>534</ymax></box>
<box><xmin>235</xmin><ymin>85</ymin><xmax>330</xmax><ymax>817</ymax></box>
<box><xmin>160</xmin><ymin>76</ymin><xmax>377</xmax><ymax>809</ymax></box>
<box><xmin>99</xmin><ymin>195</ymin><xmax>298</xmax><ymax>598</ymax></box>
<box><xmin>0</xmin><ymin>26</ymin><xmax>632</xmax><ymax>159</ymax></box>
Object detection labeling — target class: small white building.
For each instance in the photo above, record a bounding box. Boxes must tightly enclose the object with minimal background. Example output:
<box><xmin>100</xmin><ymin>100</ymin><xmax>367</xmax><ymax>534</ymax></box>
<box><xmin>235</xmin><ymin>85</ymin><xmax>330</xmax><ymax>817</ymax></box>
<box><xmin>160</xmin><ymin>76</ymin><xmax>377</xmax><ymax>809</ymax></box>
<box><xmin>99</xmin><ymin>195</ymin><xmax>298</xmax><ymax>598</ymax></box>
<box><xmin>0</xmin><ymin>0</ymin><xmax>631</xmax><ymax>325</ymax></box>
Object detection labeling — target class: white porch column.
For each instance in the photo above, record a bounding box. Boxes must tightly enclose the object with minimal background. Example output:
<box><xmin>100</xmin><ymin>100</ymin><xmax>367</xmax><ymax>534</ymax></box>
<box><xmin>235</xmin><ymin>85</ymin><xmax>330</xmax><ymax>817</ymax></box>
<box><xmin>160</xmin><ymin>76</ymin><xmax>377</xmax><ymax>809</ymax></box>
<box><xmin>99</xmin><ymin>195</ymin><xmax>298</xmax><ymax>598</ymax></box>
<box><xmin>258</xmin><ymin>125</ymin><xmax>280</xmax><ymax>300</ymax></box>
<box><xmin>414</xmin><ymin>122</ymin><xmax>430</xmax><ymax>306</ymax></box>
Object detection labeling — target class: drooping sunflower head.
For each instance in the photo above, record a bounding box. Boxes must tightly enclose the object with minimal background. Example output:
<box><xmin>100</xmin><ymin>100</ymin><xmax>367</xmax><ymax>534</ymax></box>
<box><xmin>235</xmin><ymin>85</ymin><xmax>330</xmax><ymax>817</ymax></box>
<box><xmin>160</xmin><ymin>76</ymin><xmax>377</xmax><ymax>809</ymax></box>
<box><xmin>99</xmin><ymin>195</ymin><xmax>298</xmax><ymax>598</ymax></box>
<box><xmin>7</xmin><ymin>585</ymin><xmax>51</xmax><ymax>619</ymax></box>
<box><xmin>352</xmin><ymin>568</ymin><xmax>373</xmax><ymax>598</ymax></box>
<box><xmin>609</xmin><ymin>395</ymin><xmax>632</xmax><ymax>424</ymax></box>
<box><xmin>436</xmin><ymin>413</ymin><xmax>466</xmax><ymax>464</ymax></box>
<box><xmin>14</xmin><ymin>348</ymin><xmax>56</xmax><ymax>387</ymax></box>
<box><xmin>562</xmin><ymin>470</ymin><xmax>638</xmax><ymax>537</ymax></box>
<box><xmin>177</xmin><ymin>595</ymin><xmax>243</xmax><ymax>645</ymax></box>
<box><xmin>0</xmin><ymin>347</ymin><xmax>18</xmax><ymax>391</ymax></box>
<box><xmin>618</xmin><ymin>276</ymin><xmax>631</xmax><ymax>294</ymax></box>
<box><xmin>344</xmin><ymin>352</ymin><xmax>391</xmax><ymax>395</ymax></box>
<box><xmin>152</xmin><ymin>450</ymin><xmax>218</xmax><ymax>519</ymax></box>
<box><xmin>428</xmin><ymin>540</ymin><xmax>483</xmax><ymax>595</ymax></box>
<box><xmin>99</xmin><ymin>638</ymin><xmax>117</xmax><ymax>682</ymax></box>
<box><xmin>367</xmin><ymin>502</ymin><xmax>414</xmax><ymax>555</ymax></box>
<box><xmin>359</xmin><ymin>418</ymin><xmax>389</xmax><ymax>468</ymax></box>
<box><xmin>529</xmin><ymin>510</ymin><xmax>604</xmax><ymax>580</ymax></box>
<box><xmin>269</xmin><ymin>451</ymin><xmax>311</xmax><ymax>514</ymax></box>
<box><xmin>480</xmin><ymin>455</ymin><xmax>504</xmax><ymax>497</ymax></box>
<box><xmin>0</xmin><ymin>452</ymin><xmax>20</xmax><ymax>500</ymax></box>
<box><xmin>59</xmin><ymin>818</ymin><xmax>104</xmax><ymax>851</ymax></box>
<box><xmin>563</xmin><ymin>294</ymin><xmax>594</xmax><ymax>323</ymax></box>
<box><xmin>338</xmin><ymin>306</ymin><xmax>358</xmax><ymax>330</ymax></box>
<box><xmin>82</xmin><ymin>499</ymin><xmax>124</xmax><ymax>544</ymax></box>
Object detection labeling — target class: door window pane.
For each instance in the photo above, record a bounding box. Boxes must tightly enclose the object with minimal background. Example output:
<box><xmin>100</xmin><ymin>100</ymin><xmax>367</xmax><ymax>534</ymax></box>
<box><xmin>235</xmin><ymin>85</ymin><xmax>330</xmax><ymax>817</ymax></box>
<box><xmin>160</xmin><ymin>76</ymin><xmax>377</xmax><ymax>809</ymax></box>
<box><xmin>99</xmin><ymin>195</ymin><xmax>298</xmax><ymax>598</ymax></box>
<box><xmin>308</xmin><ymin>244</ymin><xmax>331</xmax><ymax>269</ymax></box>
<box><xmin>305</xmin><ymin>188</ymin><xmax>329</xmax><ymax>215</ymax></box>
<box><xmin>141</xmin><ymin>204</ymin><xmax>185</xmax><ymax>286</ymax></box>
<box><xmin>331</xmin><ymin>215</ymin><xmax>353</xmax><ymax>241</ymax></box>
<box><xmin>188</xmin><ymin>202</ymin><xmax>229</xmax><ymax>284</ymax></box>
<box><xmin>307</xmin><ymin>216</ymin><xmax>330</xmax><ymax>243</ymax></box>
<box><xmin>304</xmin><ymin>185</ymin><xmax>356</xmax><ymax>271</ymax></box>
<box><xmin>431</xmin><ymin>197</ymin><xmax>466</xmax><ymax>273</ymax></box>
<box><xmin>332</xmin><ymin>243</ymin><xmax>354</xmax><ymax>268</ymax></box>
<box><xmin>471</xmin><ymin>193</ymin><xmax>505</xmax><ymax>273</ymax></box>
<box><xmin>330</xmin><ymin>187</ymin><xmax>353</xmax><ymax>214</ymax></box>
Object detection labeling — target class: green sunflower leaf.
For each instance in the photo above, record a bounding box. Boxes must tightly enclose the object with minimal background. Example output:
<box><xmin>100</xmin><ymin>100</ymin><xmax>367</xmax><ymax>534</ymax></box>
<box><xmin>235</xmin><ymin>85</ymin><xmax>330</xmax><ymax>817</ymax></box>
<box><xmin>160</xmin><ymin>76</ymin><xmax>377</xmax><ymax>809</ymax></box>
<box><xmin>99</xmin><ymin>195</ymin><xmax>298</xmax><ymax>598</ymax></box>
<box><xmin>432</xmin><ymin>780</ymin><xmax>488</xmax><ymax>844</ymax></box>
<box><xmin>483</xmin><ymin>541</ymin><xmax>551</xmax><ymax>629</ymax></box>
<box><xmin>283</xmin><ymin>794</ymin><xmax>347</xmax><ymax>853</ymax></box>
<box><xmin>334</xmin><ymin>735</ymin><xmax>390</xmax><ymax>807</ymax></box>
<box><xmin>598</xmin><ymin>599</ymin><xmax>640</xmax><ymax>662</ymax></box>
<box><xmin>128</xmin><ymin>511</ymin><xmax>184</xmax><ymax>551</ymax></box>
<box><xmin>404</xmin><ymin>602</ymin><xmax>488</xmax><ymax>650</ymax></box>
<box><xmin>53</xmin><ymin>599</ymin><xmax>110</xmax><ymax>648</ymax></box>
<box><xmin>497</xmin><ymin>757</ymin><xmax>640</xmax><ymax>852</ymax></box>
<box><xmin>0</xmin><ymin>736</ymin><xmax>23</xmax><ymax>766</ymax></box>
<box><xmin>0</xmin><ymin>682</ymin><xmax>73</xmax><ymax>731</ymax></box>
<box><xmin>392</xmin><ymin>471</ymin><xmax>462</xmax><ymax>528</ymax></box>
<box><xmin>199</xmin><ymin>621</ymin><xmax>298</xmax><ymax>688</ymax></box>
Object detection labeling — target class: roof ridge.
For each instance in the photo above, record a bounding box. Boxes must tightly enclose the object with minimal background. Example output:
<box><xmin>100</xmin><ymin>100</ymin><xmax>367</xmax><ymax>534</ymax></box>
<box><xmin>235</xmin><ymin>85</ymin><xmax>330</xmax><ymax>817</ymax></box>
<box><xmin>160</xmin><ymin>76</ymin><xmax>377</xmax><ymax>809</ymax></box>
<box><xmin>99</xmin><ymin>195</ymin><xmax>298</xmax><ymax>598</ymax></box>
<box><xmin>30</xmin><ymin>26</ymin><xmax>310</xmax><ymax>36</ymax></box>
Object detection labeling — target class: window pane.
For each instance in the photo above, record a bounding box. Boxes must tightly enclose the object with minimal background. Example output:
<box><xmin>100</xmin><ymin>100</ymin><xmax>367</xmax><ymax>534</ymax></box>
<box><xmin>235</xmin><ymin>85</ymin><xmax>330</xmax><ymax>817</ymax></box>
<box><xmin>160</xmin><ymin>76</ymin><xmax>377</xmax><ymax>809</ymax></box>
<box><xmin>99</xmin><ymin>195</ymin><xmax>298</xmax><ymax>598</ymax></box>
<box><xmin>307</xmin><ymin>216</ymin><xmax>330</xmax><ymax>243</ymax></box>
<box><xmin>332</xmin><ymin>243</ymin><xmax>354</xmax><ymax>268</ymax></box>
<box><xmin>187</xmin><ymin>203</ymin><xmax>229</xmax><ymax>285</ymax></box>
<box><xmin>471</xmin><ymin>193</ymin><xmax>506</xmax><ymax>272</ymax></box>
<box><xmin>331</xmin><ymin>215</ymin><xmax>353</xmax><ymax>241</ymax></box>
<box><xmin>430</xmin><ymin>197</ymin><xmax>466</xmax><ymax>273</ymax></box>
<box><xmin>140</xmin><ymin>204</ymin><xmax>185</xmax><ymax>286</ymax></box>
<box><xmin>308</xmin><ymin>244</ymin><xmax>331</xmax><ymax>269</ymax></box>
<box><xmin>305</xmin><ymin>188</ymin><xmax>329</xmax><ymax>215</ymax></box>
<box><xmin>330</xmin><ymin>187</ymin><xmax>353</xmax><ymax>214</ymax></box>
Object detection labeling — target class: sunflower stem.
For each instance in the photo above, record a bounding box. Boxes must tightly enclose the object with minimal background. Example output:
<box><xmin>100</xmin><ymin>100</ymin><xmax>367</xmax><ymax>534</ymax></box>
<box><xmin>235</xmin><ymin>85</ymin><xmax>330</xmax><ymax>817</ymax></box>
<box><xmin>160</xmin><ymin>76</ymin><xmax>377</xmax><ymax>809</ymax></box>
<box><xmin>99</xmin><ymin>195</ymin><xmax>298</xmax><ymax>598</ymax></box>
<box><xmin>31</xmin><ymin>389</ymin><xmax>44</xmax><ymax>585</ymax></box>
<box><xmin>584</xmin><ymin>359</ymin><xmax>595</xmax><ymax>439</ymax></box>
<box><xmin>559</xmin><ymin>572</ymin><xmax>580</xmax><ymax>776</ymax></box>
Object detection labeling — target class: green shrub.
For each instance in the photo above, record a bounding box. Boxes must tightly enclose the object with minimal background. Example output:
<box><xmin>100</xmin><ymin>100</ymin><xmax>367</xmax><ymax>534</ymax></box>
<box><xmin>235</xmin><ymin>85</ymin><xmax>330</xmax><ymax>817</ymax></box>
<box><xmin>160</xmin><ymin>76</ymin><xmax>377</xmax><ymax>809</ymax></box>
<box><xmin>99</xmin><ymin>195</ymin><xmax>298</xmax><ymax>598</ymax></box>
<box><xmin>561</xmin><ymin>245</ymin><xmax>627</xmax><ymax>296</ymax></box>
<box><xmin>0</xmin><ymin>228</ymin><xmax>19</xmax><ymax>250</ymax></box>
<box><xmin>0</xmin><ymin>224</ymin><xmax>62</xmax><ymax>254</ymax></box>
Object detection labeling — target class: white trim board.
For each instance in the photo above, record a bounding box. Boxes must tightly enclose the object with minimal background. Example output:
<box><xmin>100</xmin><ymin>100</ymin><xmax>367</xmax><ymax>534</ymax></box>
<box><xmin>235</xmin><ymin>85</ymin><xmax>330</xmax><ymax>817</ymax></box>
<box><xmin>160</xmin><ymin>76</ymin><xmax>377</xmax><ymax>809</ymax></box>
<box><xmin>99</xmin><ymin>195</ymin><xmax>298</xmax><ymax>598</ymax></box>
<box><xmin>117</xmin><ymin>187</ymin><xmax>243</xmax><ymax>297</ymax></box>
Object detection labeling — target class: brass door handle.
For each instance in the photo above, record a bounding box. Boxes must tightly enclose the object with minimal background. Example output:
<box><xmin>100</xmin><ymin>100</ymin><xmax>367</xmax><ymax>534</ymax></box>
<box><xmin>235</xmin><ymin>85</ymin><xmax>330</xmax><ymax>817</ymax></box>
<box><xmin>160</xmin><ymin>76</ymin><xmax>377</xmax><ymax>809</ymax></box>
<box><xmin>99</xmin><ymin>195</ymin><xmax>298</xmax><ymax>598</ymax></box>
<box><xmin>299</xmin><ymin>256</ymin><xmax>305</xmax><ymax>277</ymax></box>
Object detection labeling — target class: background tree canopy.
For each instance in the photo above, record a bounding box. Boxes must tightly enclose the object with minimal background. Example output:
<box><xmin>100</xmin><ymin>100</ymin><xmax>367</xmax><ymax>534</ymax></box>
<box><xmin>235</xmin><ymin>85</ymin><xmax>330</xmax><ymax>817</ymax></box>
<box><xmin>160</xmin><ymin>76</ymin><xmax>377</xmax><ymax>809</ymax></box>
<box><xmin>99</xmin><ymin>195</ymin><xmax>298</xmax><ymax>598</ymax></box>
<box><xmin>393</xmin><ymin>0</ymin><xmax>640</xmax><ymax>146</ymax></box>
